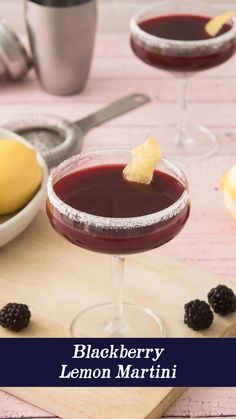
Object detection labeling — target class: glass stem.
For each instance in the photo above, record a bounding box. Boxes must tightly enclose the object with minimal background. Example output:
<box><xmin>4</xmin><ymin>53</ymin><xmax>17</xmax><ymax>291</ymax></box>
<box><xmin>111</xmin><ymin>255</ymin><xmax>125</xmax><ymax>321</ymax></box>
<box><xmin>105</xmin><ymin>255</ymin><xmax>128</xmax><ymax>336</ymax></box>
<box><xmin>175</xmin><ymin>77</ymin><xmax>192</xmax><ymax>145</ymax></box>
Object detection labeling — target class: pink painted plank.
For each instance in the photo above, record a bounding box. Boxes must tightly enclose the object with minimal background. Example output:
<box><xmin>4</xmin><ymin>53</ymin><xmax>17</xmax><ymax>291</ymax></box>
<box><xmin>165</xmin><ymin>388</ymin><xmax>236</xmax><ymax>417</ymax></box>
<box><xmin>80</xmin><ymin>126</ymin><xmax>236</xmax><ymax>156</ymax></box>
<box><xmin>1</xmin><ymin>101</ymin><xmax>236</xmax><ymax>128</ymax></box>
<box><xmin>171</xmin><ymin>259</ymin><xmax>236</xmax><ymax>280</ymax></box>
<box><xmin>0</xmin><ymin>391</ymin><xmax>54</xmax><ymax>418</ymax></box>
<box><xmin>1</xmin><ymin>388</ymin><xmax>236</xmax><ymax>419</ymax></box>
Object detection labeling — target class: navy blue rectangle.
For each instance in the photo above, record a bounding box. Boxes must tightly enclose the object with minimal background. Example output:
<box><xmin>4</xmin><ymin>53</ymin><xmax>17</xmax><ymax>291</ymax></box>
<box><xmin>0</xmin><ymin>338</ymin><xmax>235</xmax><ymax>387</ymax></box>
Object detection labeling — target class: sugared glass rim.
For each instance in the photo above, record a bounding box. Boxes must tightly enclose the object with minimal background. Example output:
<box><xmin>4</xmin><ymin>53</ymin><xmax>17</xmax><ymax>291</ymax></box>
<box><xmin>130</xmin><ymin>3</ymin><xmax>236</xmax><ymax>49</ymax></box>
<box><xmin>47</xmin><ymin>148</ymin><xmax>190</xmax><ymax>229</ymax></box>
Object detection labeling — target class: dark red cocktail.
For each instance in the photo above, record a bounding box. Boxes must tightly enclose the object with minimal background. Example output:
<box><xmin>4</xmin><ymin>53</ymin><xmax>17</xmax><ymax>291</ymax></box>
<box><xmin>129</xmin><ymin>2</ymin><xmax>236</xmax><ymax>159</ymax></box>
<box><xmin>131</xmin><ymin>14</ymin><xmax>236</xmax><ymax>72</ymax></box>
<box><xmin>46</xmin><ymin>148</ymin><xmax>190</xmax><ymax>338</ymax></box>
<box><xmin>47</xmin><ymin>163</ymin><xmax>189</xmax><ymax>254</ymax></box>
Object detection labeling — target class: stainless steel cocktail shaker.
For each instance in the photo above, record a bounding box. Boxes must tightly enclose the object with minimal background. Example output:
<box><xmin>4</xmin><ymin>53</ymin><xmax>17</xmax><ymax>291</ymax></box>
<box><xmin>25</xmin><ymin>0</ymin><xmax>97</xmax><ymax>96</ymax></box>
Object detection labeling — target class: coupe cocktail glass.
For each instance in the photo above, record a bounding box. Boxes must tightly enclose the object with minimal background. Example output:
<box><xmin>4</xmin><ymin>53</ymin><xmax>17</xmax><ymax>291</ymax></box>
<box><xmin>46</xmin><ymin>149</ymin><xmax>190</xmax><ymax>337</ymax></box>
<box><xmin>130</xmin><ymin>0</ymin><xmax>236</xmax><ymax>159</ymax></box>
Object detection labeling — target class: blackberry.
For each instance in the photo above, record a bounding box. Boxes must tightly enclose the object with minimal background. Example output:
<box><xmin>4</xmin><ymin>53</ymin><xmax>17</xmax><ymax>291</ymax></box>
<box><xmin>208</xmin><ymin>285</ymin><xmax>236</xmax><ymax>316</ymax></box>
<box><xmin>184</xmin><ymin>299</ymin><xmax>213</xmax><ymax>331</ymax></box>
<box><xmin>0</xmin><ymin>303</ymin><xmax>31</xmax><ymax>332</ymax></box>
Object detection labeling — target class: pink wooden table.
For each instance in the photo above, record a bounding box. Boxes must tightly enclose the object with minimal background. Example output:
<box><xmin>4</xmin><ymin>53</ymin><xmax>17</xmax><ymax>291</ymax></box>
<box><xmin>1</xmin><ymin>33</ymin><xmax>236</xmax><ymax>418</ymax></box>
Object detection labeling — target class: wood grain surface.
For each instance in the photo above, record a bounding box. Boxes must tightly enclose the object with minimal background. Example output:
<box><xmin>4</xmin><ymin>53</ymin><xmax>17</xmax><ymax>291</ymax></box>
<box><xmin>0</xmin><ymin>33</ymin><xmax>236</xmax><ymax>418</ymax></box>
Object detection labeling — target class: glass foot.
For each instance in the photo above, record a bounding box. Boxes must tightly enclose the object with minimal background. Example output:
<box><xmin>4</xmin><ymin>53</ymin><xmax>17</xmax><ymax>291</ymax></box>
<box><xmin>152</xmin><ymin>124</ymin><xmax>218</xmax><ymax>160</ymax></box>
<box><xmin>70</xmin><ymin>303</ymin><xmax>165</xmax><ymax>337</ymax></box>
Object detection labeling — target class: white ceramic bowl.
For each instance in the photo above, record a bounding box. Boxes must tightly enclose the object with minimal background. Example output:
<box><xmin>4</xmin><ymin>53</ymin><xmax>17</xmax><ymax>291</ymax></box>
<box><xmin>0</xmin><ymin>128</ymin><xmax>48</xmax><ymax>247</ymax></box>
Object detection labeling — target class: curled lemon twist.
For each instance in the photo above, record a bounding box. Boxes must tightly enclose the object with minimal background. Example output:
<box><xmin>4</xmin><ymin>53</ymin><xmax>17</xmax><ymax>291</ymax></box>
<box><xmin>123</xmin><ymin>138</ymin><xmax>162</xmax><ymax>185</ymax></box>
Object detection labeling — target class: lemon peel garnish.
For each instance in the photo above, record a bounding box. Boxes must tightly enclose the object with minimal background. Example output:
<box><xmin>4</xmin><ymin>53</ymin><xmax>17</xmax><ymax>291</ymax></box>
<box><xmin>123</xmin><ymin>138</ymin><xmax>162</xmax><ymax>184</ymax></box>
<box><xmin>205</xmin><ymin>11</ymin><xmax>235</xmax><ymax>37</ymax></box>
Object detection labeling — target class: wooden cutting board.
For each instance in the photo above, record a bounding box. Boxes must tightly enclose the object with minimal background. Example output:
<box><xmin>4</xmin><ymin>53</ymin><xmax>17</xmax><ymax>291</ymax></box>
<box><xmin>0</xmin><ymin>212</ymin><xmax>236</xmax><ymax>419</ymax></box>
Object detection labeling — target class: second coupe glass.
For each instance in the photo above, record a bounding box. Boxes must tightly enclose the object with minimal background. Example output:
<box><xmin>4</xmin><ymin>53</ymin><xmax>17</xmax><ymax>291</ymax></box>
<box><xmin>130</xmin><ymin>0</ymin><xmax>236</xmax><ymax>159</ymax></box>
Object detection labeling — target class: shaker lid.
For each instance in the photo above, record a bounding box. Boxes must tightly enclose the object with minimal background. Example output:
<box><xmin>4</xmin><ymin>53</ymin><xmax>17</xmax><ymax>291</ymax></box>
<box><xmin>0</xmin><ymin>20</ymin><xmax>31</xmax><ymax>80</ymax></box>
<box><xmin>27</xmin><ymin>0</ymin><xmax>94</xmax><ymax>7</ymax></box>
<box><xmin>2</xmin><ymin>113</ymin><xmax>82</xmax><ymax>167</ymax></box>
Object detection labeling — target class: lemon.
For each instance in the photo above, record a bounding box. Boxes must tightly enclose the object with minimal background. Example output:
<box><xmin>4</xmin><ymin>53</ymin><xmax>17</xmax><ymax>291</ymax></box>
<box><xmin>123</xmin><ymin>138</ymin><xmax>162</xmax><ymax>184</ymax></box>
<box><xmin>221</xmin><ymin>164</ymin><xmax>236</xmax><ymax>220</ymax></box>
<box><xmin>0</xmin><ymin>139</ymin><xmax>42</xmax><ymax>215</ymax></box>
<box><xmin>205</xmin><ymin>11</ymin><xmax>235</xmax><ymax>37</ymax></box>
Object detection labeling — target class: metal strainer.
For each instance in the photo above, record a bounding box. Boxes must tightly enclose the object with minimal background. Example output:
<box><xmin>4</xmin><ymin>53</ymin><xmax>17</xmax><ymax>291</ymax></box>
<box><xmin>2</xmin><ymin>93</ymin><xmax>150</xmax><ymax>167</ymax></box>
